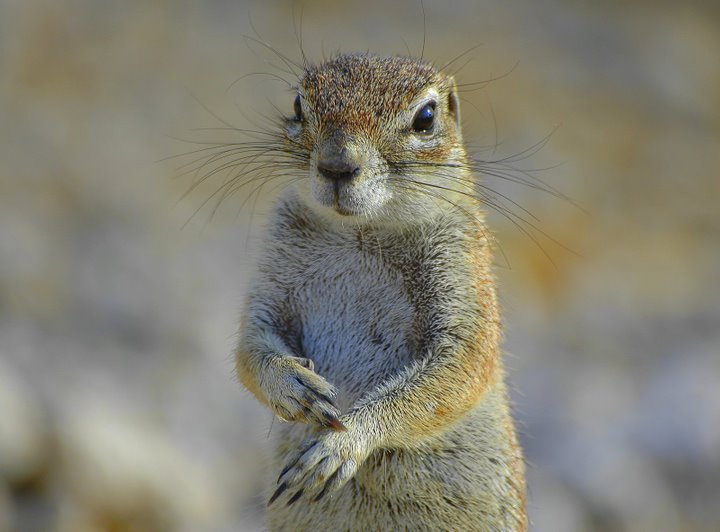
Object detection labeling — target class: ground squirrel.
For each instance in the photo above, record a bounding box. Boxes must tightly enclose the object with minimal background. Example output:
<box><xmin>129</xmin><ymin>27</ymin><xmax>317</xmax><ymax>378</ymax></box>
<box><xmin>235</xmin><ymin>52</ymin><xmax>527</xmax><ymax>531</ymax></box>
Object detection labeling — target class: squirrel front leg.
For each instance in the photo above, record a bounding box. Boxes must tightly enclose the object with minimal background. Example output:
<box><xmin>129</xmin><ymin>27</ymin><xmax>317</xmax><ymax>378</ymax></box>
<box><xmin>236</xmin><ymin>313</ymin><xmax>346</xmax><ymax>431</ymax></box>
<box><xmin>272</xmin><ymin>327</ymin><xmax>498</xmax><ymax>505</ymax></box>
<box><xmin>273</xmin><ymin>257</ymin><xmax>500</xmax><ymax>504</ymax></box>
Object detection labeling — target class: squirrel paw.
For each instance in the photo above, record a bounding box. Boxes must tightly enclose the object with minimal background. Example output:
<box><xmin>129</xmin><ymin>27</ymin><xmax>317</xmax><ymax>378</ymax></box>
<box><xmin>264</xmin><ymin>356</ymin><xmax>345</xmax><ymax>431</ymax></box>
<box><xmin>269</xmin><ymin>424</ymin><xmax>370</xmax><ymax>506</ymax></box>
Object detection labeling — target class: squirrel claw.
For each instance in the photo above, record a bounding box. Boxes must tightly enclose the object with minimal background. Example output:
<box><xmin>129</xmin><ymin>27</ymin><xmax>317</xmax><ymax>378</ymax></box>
<box><xmin>323</xmin><ymin>413</ymin><xmax>347</xmax><ymax>431</ymax></box>
<box><xmin>290</xmin><ymin>356</ymin><xmax>315</xmax><ymax>372</ymax></box>
<box><xmin>287</xmin><ymin>489</ymin><xmax>304</xmax><ymax>506</ymax></box>
<box><xmin>268</xmin><ymin>482</ymin><xmax>288</xmax><ymax>506</ymax></box>
<box><xmin>267</xmin><ymin>358</ymin><xmax>341</xmax><ymax>429</ymax></box>
<box><xmin>276</xmin><ymin>429</ymin><xmax>367</xmax><ymax>505</ymax></box>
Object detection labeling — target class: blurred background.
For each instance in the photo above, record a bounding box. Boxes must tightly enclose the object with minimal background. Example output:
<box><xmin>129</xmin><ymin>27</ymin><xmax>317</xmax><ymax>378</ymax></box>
<box><xmin>1</xmin><ymin>0</ymin><xmax>718</xmax><ymax>530</ymax></box>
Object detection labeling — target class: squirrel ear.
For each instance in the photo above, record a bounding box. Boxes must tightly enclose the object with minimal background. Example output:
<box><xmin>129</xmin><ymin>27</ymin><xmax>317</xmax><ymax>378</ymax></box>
<box><xmin>447</xmin><ymin>77</ymin><xmax>461</xmax><ymax>128</ymax></box>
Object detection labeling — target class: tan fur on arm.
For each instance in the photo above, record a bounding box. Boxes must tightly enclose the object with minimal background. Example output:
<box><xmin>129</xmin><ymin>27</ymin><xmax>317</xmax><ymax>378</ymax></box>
<box><xmin>235</xmin><ymin>312</ymin><xmax>287</xmax><ymax>406</ymax></box>
<box><xmin>236</xmin><ymin>307</ymin><xmax>344</xmax><ymax>428</ymax></box>
<box><xmin>236</xmin><ymin>346</ymin><xmax>269</xmax><ymax>407</ymax></box>
<box><xmin>350</xmin><ymin>231</ymin><xmax>501</xmax><ymax>447</ymax></box>
<box><xmin>352</xmin><ymin>315</ymin><xmax>500</xmax><ymax>446</ymax></box>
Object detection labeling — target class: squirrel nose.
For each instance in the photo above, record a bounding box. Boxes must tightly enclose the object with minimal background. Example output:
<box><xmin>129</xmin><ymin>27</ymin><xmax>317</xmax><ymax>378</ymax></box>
<box><xmin>317</xmin><ymin>157</ymin><xmax>361</xmax><ymax>182</ymax></box>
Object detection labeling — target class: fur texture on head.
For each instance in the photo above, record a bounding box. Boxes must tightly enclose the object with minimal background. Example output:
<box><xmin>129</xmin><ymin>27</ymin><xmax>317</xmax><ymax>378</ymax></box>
<box><xmin>285</xmin><ymin>53</ymin><xmax>471</xmax><ymax>224</ymax></box>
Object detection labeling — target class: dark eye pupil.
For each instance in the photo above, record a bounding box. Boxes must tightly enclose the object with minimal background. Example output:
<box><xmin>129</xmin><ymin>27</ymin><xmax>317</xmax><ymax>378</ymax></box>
<box><xmin>293</xmin><ymin>95</ymin><xmax>303</xmax><ymax>121</ymax></box>
<box><xmin>412</xmin><ymin>103</ymin><xmax>435</xmax><ymax>132</ymax></box>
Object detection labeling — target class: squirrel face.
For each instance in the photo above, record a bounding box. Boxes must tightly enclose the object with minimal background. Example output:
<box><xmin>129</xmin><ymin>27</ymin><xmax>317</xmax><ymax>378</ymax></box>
<box><xmin>285</xmin><ymin>53</ymin><xmax>468</xmax><ymax>222</ymax></box>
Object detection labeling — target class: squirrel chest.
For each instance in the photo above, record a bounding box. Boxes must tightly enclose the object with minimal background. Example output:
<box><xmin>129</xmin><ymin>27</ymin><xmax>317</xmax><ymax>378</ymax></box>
<box><xmin>264</xmin><ymin>206</ymin><xmax>418</xmax><ymax>408</ymax></box>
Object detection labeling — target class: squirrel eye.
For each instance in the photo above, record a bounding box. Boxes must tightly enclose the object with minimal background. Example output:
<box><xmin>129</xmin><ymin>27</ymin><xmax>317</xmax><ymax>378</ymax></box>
<box><xmin>411</xmin><ymin>102</ymin><xmax>436</xmax><ymax>133</ymax></box>
<box><xmin>293</xmin><ymin>94</ymin><xmax>303</xmax><ymax>122</ymax></box>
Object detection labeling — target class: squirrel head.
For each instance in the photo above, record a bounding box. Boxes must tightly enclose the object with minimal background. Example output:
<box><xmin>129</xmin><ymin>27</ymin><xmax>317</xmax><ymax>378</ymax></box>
<box><xmin>285</xmin><ymin>53</ymin><xmax>470</xmax><ymax>223</ymax></box>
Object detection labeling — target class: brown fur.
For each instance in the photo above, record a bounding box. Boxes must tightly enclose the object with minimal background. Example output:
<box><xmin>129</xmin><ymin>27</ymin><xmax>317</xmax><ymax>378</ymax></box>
<box><xmin>236</xmin><ymin>52</ymin><xmax>527</xmax><ymax>530</ymax></box>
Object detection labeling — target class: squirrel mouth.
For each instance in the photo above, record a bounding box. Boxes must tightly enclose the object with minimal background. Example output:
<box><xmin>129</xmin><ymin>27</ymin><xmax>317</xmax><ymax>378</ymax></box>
<box><xmin>334</xmin><ymin>204</ymin><xmax>353</xmax><ymax>216</ymax></box>
<box><xmin>332</xmin><ymin>193</ymin><xmax>354</xmax><ymax>216</ymax></box>
<box><xmin>331</xmin><ymin>182</ymin><xmax>355</xmax><ymax>216</ymax></box>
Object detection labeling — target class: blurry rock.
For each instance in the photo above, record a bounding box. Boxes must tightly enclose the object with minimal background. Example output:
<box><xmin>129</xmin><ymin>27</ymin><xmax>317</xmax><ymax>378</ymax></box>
<box><xmin>526</xmin><ymin>468</ymin><xmax>588</xmax><ymax>532</ymax></box>
<box><xmin>0</xmin><ymin>484</ymin><xmax>10</xmax><ymax>532</ymax></box>
<box><xmin>0</xmin><ymin>359</ymin><xmax>56</xmax><ymax>531</ymax></box>
<box><xmin>0</xmin><ymin>360</ymin><xmax>50</xmax><ymax>486</ymax></box>
<box><xmin>56</xmin><ymin>401</ymin><xmax>224</xmax><ymax>532</ymax></box>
